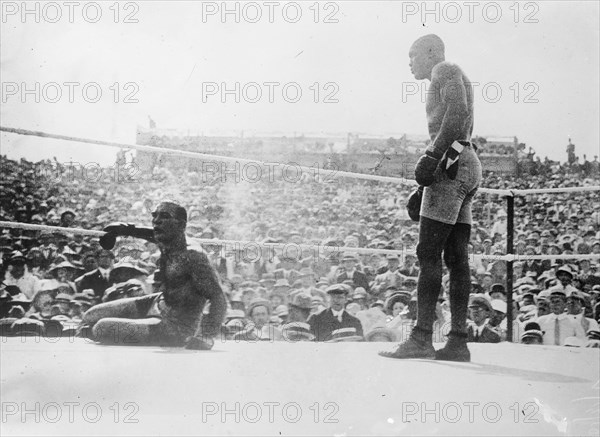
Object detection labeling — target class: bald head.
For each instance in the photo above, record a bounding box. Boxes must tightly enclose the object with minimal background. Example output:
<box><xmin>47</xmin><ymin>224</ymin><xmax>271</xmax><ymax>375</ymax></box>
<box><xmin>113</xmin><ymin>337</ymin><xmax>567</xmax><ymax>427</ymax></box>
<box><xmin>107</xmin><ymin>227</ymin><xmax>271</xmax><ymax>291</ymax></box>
<box><xmin>412</xmin><ymin>34</ymin><xmax>445</xmax><ymax>56</ymax></box>
<box><xmin>409</xmin><ymin>34</ymin><xmax>445</xmax><ymax>80</ymax></box>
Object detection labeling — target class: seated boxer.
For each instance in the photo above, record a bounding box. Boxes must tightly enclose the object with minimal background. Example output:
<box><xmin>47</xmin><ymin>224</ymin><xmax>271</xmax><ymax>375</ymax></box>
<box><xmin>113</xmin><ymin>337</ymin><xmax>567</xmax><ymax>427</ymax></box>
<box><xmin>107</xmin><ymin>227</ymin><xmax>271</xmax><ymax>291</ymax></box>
<box><xmin>83</xmin><ymin>202</ymin><xmax>227</xmax><ymax>349</ymax></box>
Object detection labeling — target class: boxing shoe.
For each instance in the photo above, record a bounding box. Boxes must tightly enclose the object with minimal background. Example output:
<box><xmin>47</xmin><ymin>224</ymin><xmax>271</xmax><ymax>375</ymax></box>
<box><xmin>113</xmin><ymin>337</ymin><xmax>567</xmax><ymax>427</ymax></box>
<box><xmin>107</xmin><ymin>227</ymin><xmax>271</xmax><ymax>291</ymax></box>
<box><xmin>378</xmin><ymin>326</ymin><xmax>435</xmax><ymax>359</ymax></box>
<box><xmin>435</xmin><ymin>331</ymin><xmax>470</xmax><ymax>362</ymax></box>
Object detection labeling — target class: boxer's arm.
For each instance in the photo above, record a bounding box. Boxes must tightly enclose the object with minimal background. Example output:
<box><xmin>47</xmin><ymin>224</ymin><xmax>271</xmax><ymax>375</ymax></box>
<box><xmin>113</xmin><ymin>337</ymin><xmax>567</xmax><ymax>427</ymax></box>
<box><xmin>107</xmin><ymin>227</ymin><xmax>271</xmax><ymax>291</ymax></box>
<box><xmin>188</xmin><ymin>250</ymin><xmax>227</xmax><ymax>340</ymax></box>
<box><xmin>427</xmin><ymin>63</ymin><xmax>470</xmax><ymax>158</ymax></box>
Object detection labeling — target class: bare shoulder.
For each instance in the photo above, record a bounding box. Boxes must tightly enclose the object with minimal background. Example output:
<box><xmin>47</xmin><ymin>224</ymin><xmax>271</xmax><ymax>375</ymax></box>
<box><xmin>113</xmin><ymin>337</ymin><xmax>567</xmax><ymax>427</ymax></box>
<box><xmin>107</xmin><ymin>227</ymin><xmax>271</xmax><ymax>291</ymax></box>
<box><xmin>431</xmin><ymin>61</ymin><xmax>465</xmax><ymax>83</ymax></box>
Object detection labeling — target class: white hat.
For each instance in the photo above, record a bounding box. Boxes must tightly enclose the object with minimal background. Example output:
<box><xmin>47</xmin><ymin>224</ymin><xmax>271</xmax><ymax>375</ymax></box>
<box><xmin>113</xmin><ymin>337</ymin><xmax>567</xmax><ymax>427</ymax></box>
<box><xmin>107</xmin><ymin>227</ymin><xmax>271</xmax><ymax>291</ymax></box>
<box><xmin>491</xmin><ymin>299</ymin><xmax>507</xmax><ymax>314</ymax></box>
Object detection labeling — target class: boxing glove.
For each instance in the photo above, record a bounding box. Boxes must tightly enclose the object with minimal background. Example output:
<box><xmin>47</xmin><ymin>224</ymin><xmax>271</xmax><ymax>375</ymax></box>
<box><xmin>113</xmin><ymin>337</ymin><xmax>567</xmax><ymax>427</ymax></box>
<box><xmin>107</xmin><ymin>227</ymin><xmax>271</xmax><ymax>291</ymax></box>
<box><xmin>414</xmin><ymin>148</ymin><xmax>442</xmax><ymax>186</ymax></box>
<box><xmin>407</xmin><ymin>186</ymin><xmax>424</xmax><ymax>222</ymax></box>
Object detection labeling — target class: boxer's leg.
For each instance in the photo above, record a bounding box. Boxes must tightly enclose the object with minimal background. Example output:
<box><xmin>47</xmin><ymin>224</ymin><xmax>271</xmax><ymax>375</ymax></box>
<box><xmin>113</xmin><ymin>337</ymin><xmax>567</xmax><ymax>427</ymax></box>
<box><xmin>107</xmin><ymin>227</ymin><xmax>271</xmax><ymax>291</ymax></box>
<box><xmin>82</xmin><ymin>293</ymin><xmax>159</xmax><ymax>325</ymax></box>
<box><xmin>414</xmin><ymin>217</ymin><xmax>454</xmax><ymax>336</ymax></box>
<box><xmin>92</xmin><ymin>317</ymin><xmax>162</xmax><ymax>345</ymax></box>
<box><xmin>443</xmin><ymin>223</ymin><xmax>472</xmax><ymax>335</ymax></box>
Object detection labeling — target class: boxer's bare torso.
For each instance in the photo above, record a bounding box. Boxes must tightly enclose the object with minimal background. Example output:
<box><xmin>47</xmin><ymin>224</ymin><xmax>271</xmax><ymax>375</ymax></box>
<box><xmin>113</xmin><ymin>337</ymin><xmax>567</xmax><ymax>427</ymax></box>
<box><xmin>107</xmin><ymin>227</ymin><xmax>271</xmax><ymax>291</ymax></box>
<box><xmin>426</xmin><ymin>62</ymin><xmax>474</xmax><ymax>148</ymax></box>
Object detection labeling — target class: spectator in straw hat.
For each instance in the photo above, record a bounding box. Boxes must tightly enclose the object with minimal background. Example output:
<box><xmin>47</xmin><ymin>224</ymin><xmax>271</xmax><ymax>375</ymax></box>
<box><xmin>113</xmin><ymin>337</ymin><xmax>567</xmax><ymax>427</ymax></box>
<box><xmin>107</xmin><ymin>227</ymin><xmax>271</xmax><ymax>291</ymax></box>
<box><xmin>45</xmin><ymin>260</ymin><xmax>80</xmax><ymax>294</ymax></box>
<box><xmin>326</xmin><ymin>327</ymin><xmax>363</xmax><ymax>342</ymax></box>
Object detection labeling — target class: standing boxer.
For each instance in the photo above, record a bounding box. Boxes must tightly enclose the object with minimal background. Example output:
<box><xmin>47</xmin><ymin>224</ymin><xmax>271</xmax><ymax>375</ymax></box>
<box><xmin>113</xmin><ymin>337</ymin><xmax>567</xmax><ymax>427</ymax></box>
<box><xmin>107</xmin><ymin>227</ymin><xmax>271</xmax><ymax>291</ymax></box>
<box><xmin>380</xmin><ymin>34</ymin><xmax>482</xmax><ymax>361</ymax></box>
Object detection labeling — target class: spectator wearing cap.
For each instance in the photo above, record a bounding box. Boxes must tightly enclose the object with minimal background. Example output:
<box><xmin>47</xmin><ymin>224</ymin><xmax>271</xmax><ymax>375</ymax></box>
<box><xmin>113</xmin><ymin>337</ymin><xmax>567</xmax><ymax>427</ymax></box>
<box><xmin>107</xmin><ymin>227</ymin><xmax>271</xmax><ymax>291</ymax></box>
<box><xmin>336</xmin><ymin>254</ymin><xmax>370</xmax><ymax>294</ymax></box>
<box><xmin>467</xmin><ymin>295</ymin><xmax>501</xmax><ymax>343</ymax></box>
<box><xmin>567</xmin><ymin>291</ymin><xmax>599</xmax><ymax>334</ymax></box>
<box><xmin>308</xmin><ymin>284</ymin><xmax>364</xmax><ymax>342</ymax></box>
<box><xmin>398</xmin><ymin>253</ymin><xmax>419</xmax><ymax>277</ymax></box>
<box><xmin>76</xmin><ymin>249</ymin><xmax>115</xmax><ymax>300</ymax></box>
<box><xmin>3</xmin><ymin>252</ymin><xmax>41</xmax><ymax>300</ymax></box>
<box><xmin>371</xmin><ymin>255</ymin><xmax>405</xmax><ymax>297</ymax></box>
<box><xmin>535</xmin><ymin>289</ymin><xmax>586</xmax><ymax>346</ymax></box>
<box><xmin>234</xmin><ymin>298</ymin><xmax>283</xmax><ymax>341</ymax></box>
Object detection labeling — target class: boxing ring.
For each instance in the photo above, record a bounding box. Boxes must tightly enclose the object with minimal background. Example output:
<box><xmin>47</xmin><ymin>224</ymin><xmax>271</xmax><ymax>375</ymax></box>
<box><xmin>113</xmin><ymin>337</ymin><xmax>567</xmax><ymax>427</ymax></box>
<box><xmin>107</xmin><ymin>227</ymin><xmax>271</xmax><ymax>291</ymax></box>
<box><xmin>1</xmin><ymin>338</ymin><xmax>599</xmax><ymax>436</ymax></box>
<box><xmin>1</xmin><ymin>126</ymin><xmax>599</xmax><ymax>436</ymax></box>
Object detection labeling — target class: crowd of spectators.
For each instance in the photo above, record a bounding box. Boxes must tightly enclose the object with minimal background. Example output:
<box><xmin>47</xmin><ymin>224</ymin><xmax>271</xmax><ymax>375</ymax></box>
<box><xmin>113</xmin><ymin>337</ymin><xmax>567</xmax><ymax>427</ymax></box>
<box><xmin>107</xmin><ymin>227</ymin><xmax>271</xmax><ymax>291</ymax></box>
<box><xmin>1</xmin><ymin>148</ymin><xmax>599</xmax><ymax>346</ymax></box>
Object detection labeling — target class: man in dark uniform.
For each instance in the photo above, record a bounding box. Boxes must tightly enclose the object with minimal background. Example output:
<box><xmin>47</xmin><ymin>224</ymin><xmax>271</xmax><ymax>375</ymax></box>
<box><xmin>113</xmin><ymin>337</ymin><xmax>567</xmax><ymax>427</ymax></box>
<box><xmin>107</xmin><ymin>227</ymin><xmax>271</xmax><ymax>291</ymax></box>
<box><xmin>308</xmin><ymin>284</ymin><xmax>364</xmax><ymax>341</ymax></box>
<box><xmin>83</xmin><ymin>202</ymin><xmax>227</xmax><ymax>350</ymax></box>
<box><xmin>380</xmin><ymin>34</ymin><xmax>481</xmax><ymax>361</ymax></box>
<box><xmin>466</xmin><ymin>295</ymin><xmax>501</xmax><ymax>343</ymax></box>
<box><xmin>76</xmin><ymin>250</ymin><xmax>115</xmax><ymax>300</ymax></box>
<box><xmin>336</xmin><ymin>254</ymin><xmax>370</xmax><ymax>293</ymax></box>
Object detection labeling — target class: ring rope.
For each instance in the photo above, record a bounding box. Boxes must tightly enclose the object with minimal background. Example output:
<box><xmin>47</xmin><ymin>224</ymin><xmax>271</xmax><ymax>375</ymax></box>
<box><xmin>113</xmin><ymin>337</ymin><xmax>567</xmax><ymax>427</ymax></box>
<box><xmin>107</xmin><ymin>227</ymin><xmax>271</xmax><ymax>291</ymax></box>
<box><xmin>1</xmin><ymin>221</ymin><xmax>599</xmax><ymax>262</ymax></box>
<box><xmin>5</xmin><ymin>126</ymin><xmax>598</xmax><ymax>196</ymax></box>
<box><xmin>1</xmin><ymin>126</ymin><xmax>523</xmax><ymax>196</ymax></box>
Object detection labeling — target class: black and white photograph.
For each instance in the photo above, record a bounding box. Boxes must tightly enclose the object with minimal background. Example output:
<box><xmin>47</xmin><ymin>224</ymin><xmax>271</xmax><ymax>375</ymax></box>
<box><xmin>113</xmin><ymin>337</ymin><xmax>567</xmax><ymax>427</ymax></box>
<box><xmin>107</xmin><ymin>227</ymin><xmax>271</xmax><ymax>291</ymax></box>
<box><xmin>1</xmin><ymin>1</ymin><xmax>599</xmax><ymax>435</ymax></box>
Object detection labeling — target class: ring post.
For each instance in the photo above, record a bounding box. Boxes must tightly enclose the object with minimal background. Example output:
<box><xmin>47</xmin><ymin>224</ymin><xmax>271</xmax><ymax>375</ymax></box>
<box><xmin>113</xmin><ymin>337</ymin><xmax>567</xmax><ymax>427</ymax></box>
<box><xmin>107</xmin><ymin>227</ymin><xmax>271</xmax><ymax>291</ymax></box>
<box><xmin>506</xmin><ymin>195</ymin><xmax>515</xmax><ymax>342</ymax></box>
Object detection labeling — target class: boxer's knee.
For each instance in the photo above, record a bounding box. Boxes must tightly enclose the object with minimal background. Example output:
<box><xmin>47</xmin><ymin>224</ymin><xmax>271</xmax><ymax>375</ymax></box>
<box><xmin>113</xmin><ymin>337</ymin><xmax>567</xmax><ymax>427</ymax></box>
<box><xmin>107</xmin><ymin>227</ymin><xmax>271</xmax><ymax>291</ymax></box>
<box><xmin>444</xmin><ymin>224</ymin><xmax>471</xmax><ymax>270</ymax></box>
<box><xmin>82</xmin><ymin>305</ymin><xmax>103</xmax><ymax>325</ymax></box>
